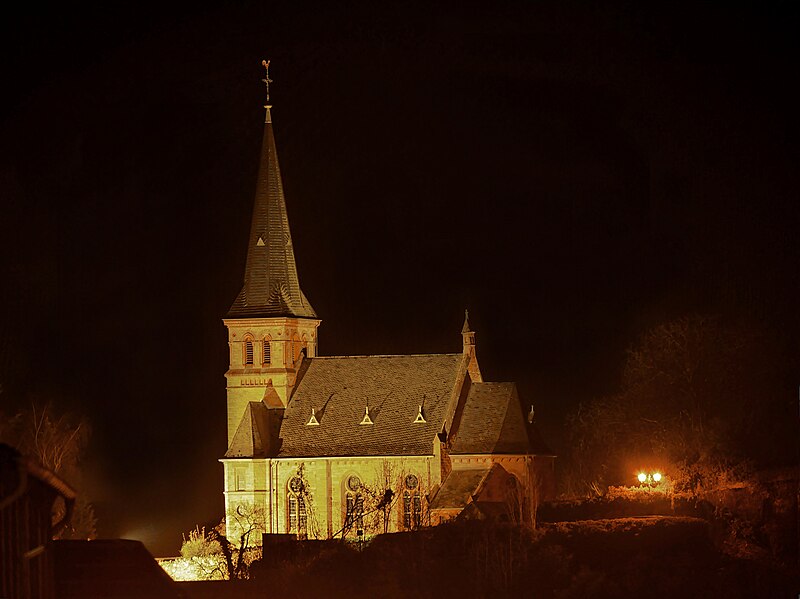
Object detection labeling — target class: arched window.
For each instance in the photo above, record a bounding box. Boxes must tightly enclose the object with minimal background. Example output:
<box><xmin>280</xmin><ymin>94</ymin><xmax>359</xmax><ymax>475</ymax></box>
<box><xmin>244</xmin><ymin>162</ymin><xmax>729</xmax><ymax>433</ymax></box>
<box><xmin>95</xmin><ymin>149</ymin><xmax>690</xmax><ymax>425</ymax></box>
<box><xmin>262</xmin><ymin>338</ymin><xmax>271</xmax><ymax>365</ymax></box>
<box><xmin>243</xmin><ymin>338</ymin><xmax>254</xmax><ymax>365</ymax></box>
<box><xmin>344</xmin><ymin>475</ymin><xmax>364</xmax><ymax>535</ymax></box>
<box><xmin>403</xmin><ymin>474</ymin><xmax>422</xmax><ymax>530</ymax></box>
<box><xmin>287</xmin><ymin>476</ymin><xmax>307</xmax><ymax>539</ymax></box>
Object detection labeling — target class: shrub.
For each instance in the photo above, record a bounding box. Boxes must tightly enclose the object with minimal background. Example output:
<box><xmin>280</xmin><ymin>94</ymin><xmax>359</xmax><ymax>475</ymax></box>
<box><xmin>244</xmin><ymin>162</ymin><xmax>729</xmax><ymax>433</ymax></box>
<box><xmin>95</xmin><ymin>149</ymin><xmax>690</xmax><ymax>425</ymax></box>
<box><xmin>180</xmin><ymin>526</ymin><xmax>221</xmax><ymax>559</ymax></box>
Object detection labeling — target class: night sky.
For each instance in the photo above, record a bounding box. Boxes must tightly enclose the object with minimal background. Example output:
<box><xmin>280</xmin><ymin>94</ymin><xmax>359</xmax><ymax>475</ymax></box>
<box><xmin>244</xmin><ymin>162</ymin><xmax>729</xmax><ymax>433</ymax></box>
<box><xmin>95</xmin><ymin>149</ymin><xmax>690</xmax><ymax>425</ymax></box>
<box><xmin>1</xmin><ymin>2</ymin><xmax>797</xmax><ymax>555</ymax></box>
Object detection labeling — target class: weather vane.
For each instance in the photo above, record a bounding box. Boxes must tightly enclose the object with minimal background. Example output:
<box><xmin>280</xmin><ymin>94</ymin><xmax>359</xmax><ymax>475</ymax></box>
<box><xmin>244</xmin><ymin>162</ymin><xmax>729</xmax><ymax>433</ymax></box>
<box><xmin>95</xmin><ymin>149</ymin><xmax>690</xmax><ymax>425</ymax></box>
<box><xmin>261</xmin><ymin>59</ymin><xmax>273</xmax><ymax>104</ymax></box>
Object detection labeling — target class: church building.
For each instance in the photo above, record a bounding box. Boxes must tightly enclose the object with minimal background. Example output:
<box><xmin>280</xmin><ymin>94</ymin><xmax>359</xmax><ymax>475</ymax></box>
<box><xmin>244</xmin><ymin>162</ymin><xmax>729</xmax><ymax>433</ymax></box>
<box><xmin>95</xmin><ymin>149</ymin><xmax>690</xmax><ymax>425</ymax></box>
<box><xmin>220</xmin><ymin>68</ymin><xmax>554</xmax><ymax>540</ymax></box>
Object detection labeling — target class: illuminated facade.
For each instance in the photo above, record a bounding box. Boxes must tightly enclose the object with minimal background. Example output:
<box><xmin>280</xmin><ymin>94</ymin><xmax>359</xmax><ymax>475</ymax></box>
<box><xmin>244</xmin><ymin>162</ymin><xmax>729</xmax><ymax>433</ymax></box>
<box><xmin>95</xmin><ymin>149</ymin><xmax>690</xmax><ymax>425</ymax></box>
<box><xmin>220</xmin><ymin>84</ymin><xmax>554</xmax><ymax>540</ymax></box>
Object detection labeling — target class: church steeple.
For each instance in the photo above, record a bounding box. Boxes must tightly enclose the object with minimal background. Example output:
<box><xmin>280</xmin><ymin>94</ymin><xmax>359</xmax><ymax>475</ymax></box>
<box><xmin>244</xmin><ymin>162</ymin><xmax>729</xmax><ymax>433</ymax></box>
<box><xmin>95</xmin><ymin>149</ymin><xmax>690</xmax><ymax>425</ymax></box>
<box><xmin>228</xmin><ymin>60</ymin><xmax>316</xmax><ymax>319</ymax></box>
<box><xmin>223</xmin><ymin>63</ymin><xmax>322</xmax><ymax>443</ymax></box>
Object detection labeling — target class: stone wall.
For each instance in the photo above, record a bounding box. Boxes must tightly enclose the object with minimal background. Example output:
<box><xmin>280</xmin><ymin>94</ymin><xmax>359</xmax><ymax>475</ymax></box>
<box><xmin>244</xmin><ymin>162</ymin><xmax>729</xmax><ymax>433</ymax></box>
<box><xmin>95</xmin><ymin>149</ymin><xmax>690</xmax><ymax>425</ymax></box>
<box><xmin>224</xmin><ymin>455</ymin><xmax>439</xmax><ymax>540</ymax></box>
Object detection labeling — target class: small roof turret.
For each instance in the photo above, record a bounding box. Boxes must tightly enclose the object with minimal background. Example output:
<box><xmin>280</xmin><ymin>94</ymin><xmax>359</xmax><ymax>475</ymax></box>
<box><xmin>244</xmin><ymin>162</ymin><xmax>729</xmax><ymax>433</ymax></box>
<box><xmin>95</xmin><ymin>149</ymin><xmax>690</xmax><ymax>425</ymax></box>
<box><xmin>461</xmin><ymin>309</ymin><xmax>472</xmax><ymax>334</ymax></box>
<box><xmin>461</xmin><ymin>309</ymin><xmax>482</xmax><ymax>382</ymax></box>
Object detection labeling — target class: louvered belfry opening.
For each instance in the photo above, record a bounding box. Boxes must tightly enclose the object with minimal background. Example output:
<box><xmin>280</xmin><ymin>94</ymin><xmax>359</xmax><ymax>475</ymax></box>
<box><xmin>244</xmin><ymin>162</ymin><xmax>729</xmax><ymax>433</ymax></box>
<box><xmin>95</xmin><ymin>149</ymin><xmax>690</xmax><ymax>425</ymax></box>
<box><xmin>262</xmin><ymin>339</ymin><xmax>271</xmax><ymax>365</ymax></box>
<box><xmin>244</xmin><ymin>339</ymin><xmax>254</xmax><ymax>365</ymax></box>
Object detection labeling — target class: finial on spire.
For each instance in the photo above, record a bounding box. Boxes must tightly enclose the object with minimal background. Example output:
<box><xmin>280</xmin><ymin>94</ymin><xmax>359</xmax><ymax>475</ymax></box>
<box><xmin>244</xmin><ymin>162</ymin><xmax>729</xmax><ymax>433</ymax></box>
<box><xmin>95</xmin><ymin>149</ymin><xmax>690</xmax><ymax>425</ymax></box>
<box><xmin>261</xmin><ymin>59</ymin><xmax>272</xmax><ymax>103</ymax></box>
<box><xmin>461</xmin><ymin>309</ymin><xmax>472</xmax><ymax>334</ymax></box>
<box><xmin>261</xmin><ymin>60</ymin><xmax>273</xmax><ymax>123</ymax></box>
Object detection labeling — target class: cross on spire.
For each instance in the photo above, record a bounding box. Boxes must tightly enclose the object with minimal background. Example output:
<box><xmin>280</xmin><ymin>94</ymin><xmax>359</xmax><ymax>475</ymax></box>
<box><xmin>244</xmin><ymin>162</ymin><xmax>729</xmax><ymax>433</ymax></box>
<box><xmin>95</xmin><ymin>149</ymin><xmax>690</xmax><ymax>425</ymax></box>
<box><xmin>261</xmin><ymin>59</ymin><xmax>273</xmax><ymax>104</ymax></box>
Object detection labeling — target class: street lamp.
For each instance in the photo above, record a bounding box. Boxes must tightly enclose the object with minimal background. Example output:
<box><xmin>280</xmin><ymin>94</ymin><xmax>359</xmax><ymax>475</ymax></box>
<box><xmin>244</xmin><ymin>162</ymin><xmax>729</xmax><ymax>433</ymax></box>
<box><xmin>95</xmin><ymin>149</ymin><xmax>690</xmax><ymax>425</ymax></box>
<box><xmin>636</xmin><ymin>471</ymin><xmax>664</xmax><ymax>486</ymax></box>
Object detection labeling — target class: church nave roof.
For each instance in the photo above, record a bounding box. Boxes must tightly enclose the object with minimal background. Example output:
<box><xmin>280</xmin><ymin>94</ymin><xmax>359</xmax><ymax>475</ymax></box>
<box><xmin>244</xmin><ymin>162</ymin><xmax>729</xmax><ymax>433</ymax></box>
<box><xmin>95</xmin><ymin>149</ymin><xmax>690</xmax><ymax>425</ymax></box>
<box><xmin>277</xmin><ymin>353</ymin><xmax>467</xmax><ymax>457</ymax></box>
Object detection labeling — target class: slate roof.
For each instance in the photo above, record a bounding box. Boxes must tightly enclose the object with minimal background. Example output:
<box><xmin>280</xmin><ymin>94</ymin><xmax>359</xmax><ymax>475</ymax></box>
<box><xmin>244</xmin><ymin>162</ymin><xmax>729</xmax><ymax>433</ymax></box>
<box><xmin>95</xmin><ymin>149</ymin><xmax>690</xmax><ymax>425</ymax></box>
<box><xmin>428</xmin><ymin>466</ymin><xmax>492</xmax><ymax>510</ymax></box>
<box><xmin>228</xmin><ymin>107</ymin><xmax>316</xmax><ymax>319</ymax></box>
<box><xmin>451</xmin><ymin>382</ymin><xmax>541</xmax><ymax>455</ymax></box>
<box><xmin>277</xmin><ymin>354</ymin><xmax>467</xmax><ymax>457</ymax></box>
<box><xmin>225</xmin><ymin>355</ymin><xmax>555</xmax><ymax>460</ymax></box>
<box><xmin>225</xmin><ymin>402</ymin><xmax>283</xmax><ymax>458</ymax></box>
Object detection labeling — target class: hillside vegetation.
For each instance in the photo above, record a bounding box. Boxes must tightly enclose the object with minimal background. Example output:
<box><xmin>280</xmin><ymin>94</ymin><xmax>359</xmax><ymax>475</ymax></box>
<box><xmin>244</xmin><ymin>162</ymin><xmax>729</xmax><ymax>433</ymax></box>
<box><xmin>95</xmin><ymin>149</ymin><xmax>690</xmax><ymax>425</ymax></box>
<box><xmin>243</xmin><ymin>518</ymin><xmax>797</xmax><ymax>599</ymax></box>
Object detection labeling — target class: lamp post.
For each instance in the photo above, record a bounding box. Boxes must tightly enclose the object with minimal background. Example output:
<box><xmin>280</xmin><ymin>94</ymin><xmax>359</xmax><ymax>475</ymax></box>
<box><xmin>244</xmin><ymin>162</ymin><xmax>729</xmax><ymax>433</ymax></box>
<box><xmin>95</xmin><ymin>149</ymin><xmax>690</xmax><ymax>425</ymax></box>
<box><xmin>636</xmin><ymin>471</ymin><xmax>663</xmax><ymax>487</ymax></box>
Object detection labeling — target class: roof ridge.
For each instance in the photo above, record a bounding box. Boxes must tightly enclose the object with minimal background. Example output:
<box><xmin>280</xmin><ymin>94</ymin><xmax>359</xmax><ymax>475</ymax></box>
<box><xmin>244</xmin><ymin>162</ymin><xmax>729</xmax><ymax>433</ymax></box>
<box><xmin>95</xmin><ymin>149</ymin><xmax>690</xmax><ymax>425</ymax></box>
<box><xmin>307</xmin><ymin>353</ymin><xmax>462</xmax><ymax>359</ymax></box>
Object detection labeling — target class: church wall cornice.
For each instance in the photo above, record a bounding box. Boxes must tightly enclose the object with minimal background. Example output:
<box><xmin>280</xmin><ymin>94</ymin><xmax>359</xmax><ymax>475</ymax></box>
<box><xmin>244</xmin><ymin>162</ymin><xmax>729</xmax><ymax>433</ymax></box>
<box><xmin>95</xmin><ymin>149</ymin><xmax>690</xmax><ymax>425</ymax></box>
<box><xmin>223</xmin><ymin>317</ymin><xmax>321</xmax><ymax>328</ymax></box>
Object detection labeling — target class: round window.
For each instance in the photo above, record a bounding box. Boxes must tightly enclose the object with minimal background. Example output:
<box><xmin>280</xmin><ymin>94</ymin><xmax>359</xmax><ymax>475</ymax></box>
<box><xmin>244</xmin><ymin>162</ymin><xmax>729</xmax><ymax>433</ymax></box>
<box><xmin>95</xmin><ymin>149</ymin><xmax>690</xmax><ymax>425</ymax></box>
<box><xmin>347</xmin><ymin>475</ymin><xmax>362</xmax><ymax>492</ymax></box>
<box><xmin>289</xmin><ymin>476</ymin><xmax>303</xmax><ymax>493</ymax></box>
<box><xmin>405</xmin><ymin>474</ymin><xmax>419</xmax><ymax>490</ymax></box>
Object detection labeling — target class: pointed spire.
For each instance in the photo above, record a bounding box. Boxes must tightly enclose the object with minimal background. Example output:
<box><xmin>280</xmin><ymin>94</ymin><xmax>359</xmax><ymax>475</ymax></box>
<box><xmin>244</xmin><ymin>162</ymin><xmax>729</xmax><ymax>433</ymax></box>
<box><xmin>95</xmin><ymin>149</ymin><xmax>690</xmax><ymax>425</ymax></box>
<box><xmin>462</xmin><ymin>309</ymin><xmax>476</xmax><ymax>348</ymax></box>
<box><xmin>461</xmin><ymin>309</ymin><xmax>482</xmax><ymax>382</ymax></box>
<box><xmin>461</xmin><ymin>309</ymin><xmax>472</xmax><ymax>334</ymax></box>
<box><xmin>228</xmin><ymin>62</ymin><xmax>317</xmax><ymax>319</ymax></box>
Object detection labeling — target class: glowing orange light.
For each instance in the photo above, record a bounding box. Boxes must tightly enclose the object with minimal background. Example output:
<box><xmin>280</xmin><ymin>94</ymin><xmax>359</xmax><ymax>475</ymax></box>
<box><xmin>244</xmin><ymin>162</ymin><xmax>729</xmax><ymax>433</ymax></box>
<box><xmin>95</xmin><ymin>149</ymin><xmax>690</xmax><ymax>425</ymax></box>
<box><xmin>637</xmin><ymin>472</ymin><xmax>647</xmax><ymax>483</ymax></box>
<box><xmin>652</xmin><ymin>472</ymin><xmax>662</xmax><ymax>482</ymax></box>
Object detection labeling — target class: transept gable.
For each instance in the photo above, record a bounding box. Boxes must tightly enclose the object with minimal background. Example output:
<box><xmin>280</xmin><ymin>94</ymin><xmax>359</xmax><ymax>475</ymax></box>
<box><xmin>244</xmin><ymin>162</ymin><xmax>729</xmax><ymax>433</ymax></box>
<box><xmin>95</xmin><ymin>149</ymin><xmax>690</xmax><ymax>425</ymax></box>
<box><xmin>427</xmin><ymin>465</ymin><xmax>493</xmax><ymax>511</ymax></box>
<box><xmin>429</xmin><ymin>463</ymin><xmax>518</xmax><ymax>513</ymax></box>
<box><xmin>449</xmin><ymin>383</ymin><xmax>528</xmax><ymax>455</ymax></box>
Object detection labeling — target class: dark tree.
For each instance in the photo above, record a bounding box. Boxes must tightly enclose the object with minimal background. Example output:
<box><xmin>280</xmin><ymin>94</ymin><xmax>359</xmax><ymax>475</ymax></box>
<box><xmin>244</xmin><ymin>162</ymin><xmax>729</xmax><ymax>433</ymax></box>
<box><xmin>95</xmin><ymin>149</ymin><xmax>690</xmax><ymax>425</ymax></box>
<box><xmin>0</xmin><ymin>400</ymin><xmax>98</xmax><ymax>539</ymax></box>
<box><xmin>565</xmin><ymin>315</ymin><xmax>795</xmax><ymax>495</ymax></box>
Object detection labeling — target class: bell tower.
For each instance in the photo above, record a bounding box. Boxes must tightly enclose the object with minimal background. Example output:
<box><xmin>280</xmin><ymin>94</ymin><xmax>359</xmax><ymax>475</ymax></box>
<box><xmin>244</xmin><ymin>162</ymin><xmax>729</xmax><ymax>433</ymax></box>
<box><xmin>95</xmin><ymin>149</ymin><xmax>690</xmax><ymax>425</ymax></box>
<box><xmin>223</xmin><ymin>61</ymin><xmax>321</xmax><ymax>444</ymax></box>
